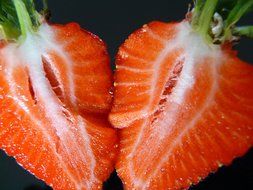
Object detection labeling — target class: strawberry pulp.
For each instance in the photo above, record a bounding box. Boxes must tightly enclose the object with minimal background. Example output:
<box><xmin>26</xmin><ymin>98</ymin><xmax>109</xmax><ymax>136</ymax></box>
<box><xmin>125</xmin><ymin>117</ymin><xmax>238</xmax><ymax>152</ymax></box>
<box><xmin>0</xmin><ymin>1</ymin><xmax>117</xmax><ymax>190</ymax></box>
<box><xmin>110</xmin><ymin>0</ymin><xmax>253</xmax><ymax>189</ymax></box>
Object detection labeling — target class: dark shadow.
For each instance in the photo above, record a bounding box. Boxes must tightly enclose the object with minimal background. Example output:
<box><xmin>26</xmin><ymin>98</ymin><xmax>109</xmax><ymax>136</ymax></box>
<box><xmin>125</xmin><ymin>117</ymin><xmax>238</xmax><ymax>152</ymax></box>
<box><xmin>190</xmin><ymin>148</ymin><xmax>253</xmax><ymax>190</ymax></box>
<box><xmin>103</xmin><ymin>170</ymin><xmax>123</xmax><ymax>190</ymax></box>
<box><xmin>24</xmin><ymin>185</ymin><xmax>52</xmax><ymax>190</ymax></box>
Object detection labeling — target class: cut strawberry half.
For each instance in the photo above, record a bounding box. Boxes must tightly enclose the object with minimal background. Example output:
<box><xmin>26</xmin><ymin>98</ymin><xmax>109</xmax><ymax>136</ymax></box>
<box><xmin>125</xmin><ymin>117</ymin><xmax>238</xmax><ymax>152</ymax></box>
<box><xmin>110</xmin><ymin>0</ymin><xmax>253</xmax><ymax>189</ymax></box>
<box><xmin>0</xmin><ymin>1</ymin><xmax>117</xmax><ymax>190</ymax></box>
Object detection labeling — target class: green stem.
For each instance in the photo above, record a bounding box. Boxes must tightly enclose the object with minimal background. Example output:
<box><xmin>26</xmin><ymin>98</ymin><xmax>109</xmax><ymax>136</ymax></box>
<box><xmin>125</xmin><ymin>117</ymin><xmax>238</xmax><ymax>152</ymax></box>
<box><xmin>233</xmin><ymin>26</ymin><xmax>253</xmax><ymax>38</ymax></box>
<box><xmin>0</xmin><ymin>25</ymin><xmax>7</xmax><ymax>40</ymax></box>
<box><xmin>224</xmin><ymin>0</ymin><xmax>253</xmax><ymax>40</ymax></box>
<box><xmin>196</xmin><ymin>0</ymin><xmax>219</xmax><ymax>42</ymax></box>
<box><xmin>225</xmin><ymin>1</ymin><xmax>253</xmax><ymax>29</ymax></box>
<box><xmin>43</xmin><ymin>0</ymin><xmax>48</xmax><ymax>10</ymax></box>
<box><xmin>13</xmin><ymin>0</ymin><xmax>34</xmax><ymax>38</ymax></box>
<box><xmin>41</xmin><ymin>0</ymin><xmax>50</xmax><ymax>19</ymax></box>
<box><xmin>192</xmin><ymin>0</ymin><xmax>253</xmax><ymax>44</ymax></box>
<box><xmin>191</xmin><ymin>0</ymin><xmax>205</xmax><ymax>26</ymax></box>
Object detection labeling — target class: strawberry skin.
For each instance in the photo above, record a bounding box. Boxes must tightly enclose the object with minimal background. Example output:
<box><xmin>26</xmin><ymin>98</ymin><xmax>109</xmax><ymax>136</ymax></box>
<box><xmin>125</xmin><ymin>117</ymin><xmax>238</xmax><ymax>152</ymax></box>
<box><xmin>109</xmin><ymin>21</ymin><xmax>253</xmax><ymax>190</ymax></box>
<box><xmin>0</xmin><ymin>22</ymin><xmax>117</xmax><ymax>190</ymax></box>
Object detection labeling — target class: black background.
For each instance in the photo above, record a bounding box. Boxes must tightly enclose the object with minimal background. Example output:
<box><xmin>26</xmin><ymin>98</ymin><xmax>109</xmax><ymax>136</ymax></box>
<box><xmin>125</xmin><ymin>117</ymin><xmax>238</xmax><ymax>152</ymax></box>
<box><xmin>0</xmin><ymin>0</ymin><xmax>253</xmax><ymax>189</ymax></box>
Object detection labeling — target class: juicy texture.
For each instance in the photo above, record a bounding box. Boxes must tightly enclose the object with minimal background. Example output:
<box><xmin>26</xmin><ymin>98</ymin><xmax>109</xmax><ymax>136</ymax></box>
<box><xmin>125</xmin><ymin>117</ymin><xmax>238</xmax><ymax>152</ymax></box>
<box><xmin>0</xmin><ymin>23</ymin><xmax>117</xmax><ymax>190</ymax></box>
<box><xmin>109</xmin><ymin>21</ymin><xmax>253</xmax><ymax>190</ymax></box>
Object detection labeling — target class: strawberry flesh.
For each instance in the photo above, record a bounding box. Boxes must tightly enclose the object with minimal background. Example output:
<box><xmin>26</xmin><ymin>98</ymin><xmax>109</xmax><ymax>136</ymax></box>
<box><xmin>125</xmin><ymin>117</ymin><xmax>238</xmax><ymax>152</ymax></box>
<box><xmin>0</xmin><ymin>22</ymin><xmax>117</xmax><ymax>190</ymax></box>
<box><xmin>110</xmin><ymin>21</ymin><xmax>253</xmax><ymax>190</ymax></box>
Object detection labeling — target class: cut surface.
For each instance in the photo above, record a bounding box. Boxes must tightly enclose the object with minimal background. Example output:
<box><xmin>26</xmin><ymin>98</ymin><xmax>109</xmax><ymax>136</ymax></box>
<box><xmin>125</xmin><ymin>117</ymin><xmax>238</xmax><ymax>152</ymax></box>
<box><xmin>0</xmin><ymin>23</ymin><xmax>117</xmax><ymax>190</ymax></box>
<box><xmin>110</xmin><ymin>21</ymin><xmax>253</xmax><ymax>190</ymax></box>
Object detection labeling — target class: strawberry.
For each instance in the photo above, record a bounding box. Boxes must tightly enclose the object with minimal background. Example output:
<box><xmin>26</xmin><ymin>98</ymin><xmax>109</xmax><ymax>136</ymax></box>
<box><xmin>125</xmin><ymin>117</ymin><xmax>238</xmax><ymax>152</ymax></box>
<box><xmin>0</xmin><ymin>0</ymin><xmax>117</xmax><ymax>189</ymax></box>
<box><xmin>109</xmin><ymin>0</ymin><xmax>253</xmax><ymax>189</ymax></box>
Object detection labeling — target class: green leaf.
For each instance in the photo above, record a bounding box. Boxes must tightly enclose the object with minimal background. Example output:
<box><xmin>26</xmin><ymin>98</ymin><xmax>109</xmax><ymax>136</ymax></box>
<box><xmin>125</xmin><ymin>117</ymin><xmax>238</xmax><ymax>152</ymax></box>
<box><xmin>0</xmin><ymin>0</ymin><xmax>20</xmax><ymax>39</ymax></box>
<box><xmin>0</xmin><ymin>0</ymin><xmax>43</xmax><ymax>41</ymax></box>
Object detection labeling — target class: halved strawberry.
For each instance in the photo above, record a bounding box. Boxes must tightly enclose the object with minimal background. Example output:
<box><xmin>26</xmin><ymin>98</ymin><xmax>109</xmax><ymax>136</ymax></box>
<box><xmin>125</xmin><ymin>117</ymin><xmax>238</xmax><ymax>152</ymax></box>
<box><xmin>0</xmin><ymin>1</ymin><xmax>117</xmax><ymax>190</ymax></box>
<box><xmin>110</xmin><ymin>0</ymin><xmax>253</xmax><ymax>189</ymax></box>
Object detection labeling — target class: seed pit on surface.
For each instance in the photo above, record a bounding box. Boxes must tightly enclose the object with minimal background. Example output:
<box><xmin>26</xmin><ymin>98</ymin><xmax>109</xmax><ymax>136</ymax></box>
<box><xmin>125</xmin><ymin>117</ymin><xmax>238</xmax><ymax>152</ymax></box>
<box><xmin>62</xmin><ymin>108</ymin><xmax>74</xmax><ymax>123</ymax></box>
<box><xmin>151</xmin><ymin>59</ymin><xmax>184</xmax><ymax>123</ymax></box>
<box><xmin>28</xmin><ymin>76</ymin><xmax>37</xmax><ymax>104</ymax></box>
<box><xmin>42</xmin><ymin>55</ymin><xmax>64</xmax><ymax>103</ymax></box>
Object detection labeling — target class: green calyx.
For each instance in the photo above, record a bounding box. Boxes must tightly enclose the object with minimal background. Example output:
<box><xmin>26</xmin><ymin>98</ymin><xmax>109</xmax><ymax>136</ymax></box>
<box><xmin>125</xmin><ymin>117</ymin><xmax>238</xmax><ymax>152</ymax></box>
<box><xmin>0</xmin><ymin>0</ymin><xmax>48</xmax><ymax>41</ymax></box>
<box><xmin>191</xmin><ymin>0</ymin><xmax>253</xmax><ymax>44</ymax></box>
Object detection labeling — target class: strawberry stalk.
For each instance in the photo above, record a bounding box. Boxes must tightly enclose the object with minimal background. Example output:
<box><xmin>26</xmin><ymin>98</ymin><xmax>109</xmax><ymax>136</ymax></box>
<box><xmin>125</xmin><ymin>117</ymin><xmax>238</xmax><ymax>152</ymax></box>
<box><xmin>0</xmin><ymin>0</ymin><xmax>44</xmax><ymax>41</ymax></box>
<box><xmin>13</xmin><ymin>0</ymin><xmax>36</xmax><ymax>38</ymax></box>
<box><xmin>194</xmin><ymin>0</ymin><xmax>219</xmax><ymax>43</ymax></box>
<box><xmin>191</xmin><ymin>0</ymin><xmax>253</xmax><ymax>44</ymax></box>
